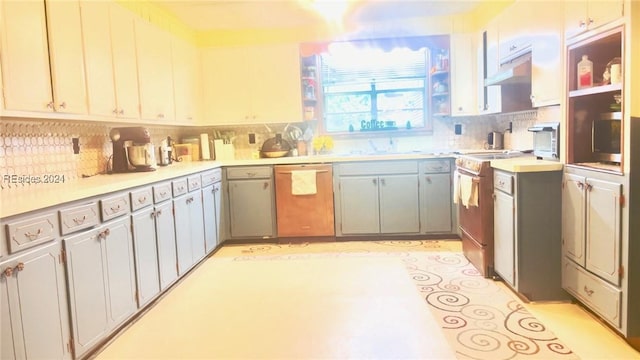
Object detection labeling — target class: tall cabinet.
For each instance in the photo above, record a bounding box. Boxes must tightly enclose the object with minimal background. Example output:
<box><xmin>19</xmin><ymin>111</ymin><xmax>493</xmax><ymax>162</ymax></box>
<box><xmin>561</xmin><ymin>11</ymin><xmax>638</xmax><ymax>349</ymax></box>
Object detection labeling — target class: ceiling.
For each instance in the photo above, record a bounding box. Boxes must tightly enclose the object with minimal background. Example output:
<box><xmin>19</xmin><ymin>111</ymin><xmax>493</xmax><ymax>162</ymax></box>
<box><xmin>153</xmin><ymin>1</ymin><xmax>484</xmax><ymax>31</ymax></box>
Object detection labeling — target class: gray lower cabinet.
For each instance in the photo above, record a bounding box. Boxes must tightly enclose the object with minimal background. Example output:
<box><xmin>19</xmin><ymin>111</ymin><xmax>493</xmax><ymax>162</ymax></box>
<box><xmin>225</xmin><ymin>166</ymin><xmax>276</xmax><ymax>239</ymax></box>
<box><xmin>1</xmin><ymin>241</ymin><xmax>72</xmax><ymax>360</ymax></box>
<box><xmin>63</xmin><ymin>216</ymin><xmax>137</xmax><ymax>358</ymax></box>
<box><xmin>131</xmin><ymin>207</ymin><xmax>161</xmax><ymax>307</ymax></box>
<box><xmin>202</xmin><ymin>182</ymin><xmax>222</xmax><ymax>252</ymax></box>
<box><xmin>173</xmin><ymin>192</ymin><xmax>205</xmax><ymax>275</ymax></box>
<box><xmin>154</xmin><ymin>200</ymin><xmax>178</xmax><ymax>290</ymax></box>
<box><xmin>335</xmin><ymin>161</ymin><xmax>420</xmax><ymax>236</ymax></box>
<box><xmin>419</xmin><ymin>159</ymin><xmax>453</xmax><ymax>233</ymax></box>
<box><xmin>561</xmin><ymin>171</ymin><xmax>623</xmax><ymax>328</ymax></box>
<box><xmin>493</xmin><ymin>169</ymin><xmax>569</xmax><ymax>301</ymax></box>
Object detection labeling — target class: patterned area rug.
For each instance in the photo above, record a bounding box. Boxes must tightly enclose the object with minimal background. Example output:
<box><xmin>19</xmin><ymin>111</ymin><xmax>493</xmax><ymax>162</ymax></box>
<box><xmin>221</xmin><ymin>240</ymin><xmax>577</xmax><ymax>360</ymax></box>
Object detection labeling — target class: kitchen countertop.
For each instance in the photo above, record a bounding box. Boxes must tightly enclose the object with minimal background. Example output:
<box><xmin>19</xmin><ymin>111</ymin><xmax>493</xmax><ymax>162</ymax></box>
<box><xmin>1</xmin><ymin>152</ymin><xmax>457</xmax><ymax>218</ymax></box>
<box><xmin>490</xmin><ymin>157</ymin><xmax>564</xmax><ymax>173</ymax></box>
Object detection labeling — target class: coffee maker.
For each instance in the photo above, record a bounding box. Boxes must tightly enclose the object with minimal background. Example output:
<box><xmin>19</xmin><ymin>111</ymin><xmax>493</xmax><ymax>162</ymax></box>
<box><xmin>109</xmin><ymin>127</ymin><xmax>156</xmax><ymax>173</ymax></box>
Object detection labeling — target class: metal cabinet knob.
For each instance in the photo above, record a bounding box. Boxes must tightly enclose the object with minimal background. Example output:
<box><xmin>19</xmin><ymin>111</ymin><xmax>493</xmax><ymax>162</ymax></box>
<box><xmin>3</xmin><ymin>267</ymin><xmax>13</xmax><ymax>277</ymax></box>
<box><xmin>15</xmin><ymin>263</ymin><xmax>24</xmax><ymax>272</ymax></box>
<box><xmin>59</xmin><ymin>102</ymin><xmax>66</xmax><ymax>110</ymax></box>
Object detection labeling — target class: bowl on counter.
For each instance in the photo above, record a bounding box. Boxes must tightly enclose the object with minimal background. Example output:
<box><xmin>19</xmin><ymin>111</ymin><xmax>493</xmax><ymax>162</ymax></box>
<box><xmin>260</xmin><ymin>150</ymin><xmax>290</xmax><ymax>158</ymax></box>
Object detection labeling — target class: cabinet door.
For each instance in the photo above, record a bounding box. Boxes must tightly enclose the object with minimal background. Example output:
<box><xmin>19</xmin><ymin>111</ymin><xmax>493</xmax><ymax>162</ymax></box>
<box><xmin>172</xmin><ymin>34</ymin><xmax>200</xmax><ymax>124</ymax></box>
<box><xmin>80</xmin><ymin>0</ymin><xmax>116</xmax><ymax>117</ymax></box>
<box><xmin>135</xmin><ymin>18</ymin><xmax>175</xmax><ymax>122</ymax></box>
<box><xmin>0</xmin><ymin>242</ymin><xmax>72</xmax><ymax>360</ymax></box>
<box><xmin>481</xmin><ymin>21</ymin><xmax>502</xmax><ymax>114</ymax></box>
<box><xmin>102</xmin><ymin>217</ymin><xmax>137</xmax><ymax>324</ymax></box>
<box><xmin>494</xmin><ymin>190</ymin><xmax>515</xmax><ymax>286</ymax></box>
<box><xmin>202</xmin><ymin>185</ymin><xmax>219</xmax><ymax>253</ymax></box>
<box><xmin>248</xmin><ymin>43</ymin><xmax>303</xmax><ymax>124</ymax></box>
<box><xmin>338</xmin><ymin>176</ymin><xmax>380</xmax><ymax>234</ymax></box>
<box><xmin>421</xmin><ymin>173</ymin><xmax>452</xmax><ymax>233</ymax></box>
<box><xmin>1</xmin><ymin>272</ymin><xmax>14</xmax><ymax>359</ymax></box>
<box><xmin>585</xmin><ymin>178</ymin><xmax>622</xmax><ymax>285</ymax></box>
<box><xmin>213</xmin><ymin>182</ymin><xmax>222</xmax><ymax>247</ymax></box>
<box><xmin>450</xmin><ymin>33</ymin><xmax>477</xmax><ymax>116</ymax></box>
<box><xmin>529</xmin><ymin>2</ymin><xmax>563</xmax><ymax>107</ymax></box>
<box><xmin>562</xmin><ymin>173</ymin><xmax>586</xmax><ymax>265</ymax></box>
<box><xmin>379</xmin><ymin>174</ymin><xmax>420</xmax><ymax>234</ymax></box>
<box><xmin>155</xmin><ymin>201</ymin><xmax>178</xmax><ymax>290</ymax></box>
<box><xmin>45</xmin><ymin>0</ymin><xmax>87</xmax><ymax>114</ymax></box>
<box><xmin>201</xmin><ymin>46</ymin><xmax>249</xmax><ymax>124</ymax></box>
<box><xmin>228</xmin><ymin>179</ymin><xmax>275</xmax><ymax>238</ymax></box>
<box><xmin>173</xmin><ymin>196</ymin><xmax>194</xmax><ymax>275</ymax></box>
<box><xmin>109</xmin><ymin>3</ymin><xmax>139</xmax><ymax>120</ymax></box>
<box><xmin>64</xmin><ymin>228</ymin><xmax>110</xmax><ymax>357</ymax></box>
<box><xmin>188</xmin><ymin>192</ymin><xmax>206</xmax><ymax>264</ymax></box>
<box><xmin>131</xmin><ymin>208</ymin><xmax>161</xmax><ymax>307</ymax></box>
<box><xmin>0</xmin><ymin>0</ymin><xmax>53</xmax><ymax>112</ymax></box>
<box><xmin>565</xmin><ymin>1</ymin><xmax>624</xmax><ymax>39</ymax></box>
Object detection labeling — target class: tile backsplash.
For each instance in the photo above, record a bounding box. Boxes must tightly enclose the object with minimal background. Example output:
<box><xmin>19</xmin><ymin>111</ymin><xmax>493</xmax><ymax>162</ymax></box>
<box><xmin>0</xmin><ymin>107</ymin><xmax>557</xmax><ymax>191</ymax></box>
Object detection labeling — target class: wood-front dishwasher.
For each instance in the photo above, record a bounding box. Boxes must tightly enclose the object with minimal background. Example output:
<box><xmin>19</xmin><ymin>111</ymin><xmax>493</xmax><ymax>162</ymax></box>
<box><xmin>274</xmin><ymin>164</ymin><xmax>335</xmax><ymax>238</ymax></box>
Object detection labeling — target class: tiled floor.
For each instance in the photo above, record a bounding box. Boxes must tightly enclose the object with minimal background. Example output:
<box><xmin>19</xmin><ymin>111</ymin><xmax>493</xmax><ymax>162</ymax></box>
<box><xmin>95</xmin><ymin>240</ymin><xmax>640</xmax><ymax>359</ymax></box>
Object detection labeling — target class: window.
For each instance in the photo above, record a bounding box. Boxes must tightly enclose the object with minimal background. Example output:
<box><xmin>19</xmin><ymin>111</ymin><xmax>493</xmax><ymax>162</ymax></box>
<box><xmin>314</xmin><ymin>39</ymin><xmax>431</xmax><ymax>134</ymax></box>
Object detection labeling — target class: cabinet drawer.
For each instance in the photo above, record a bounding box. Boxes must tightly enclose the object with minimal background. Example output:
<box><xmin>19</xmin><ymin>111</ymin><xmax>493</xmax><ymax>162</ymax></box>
<box><xmin>5</xmin><ymin>212</ymin><xmax>59</xmax><ymax>253</ymax></box>
<box><xmin>130</xmin><ymin>187</ymin><xmax>153</xmax><ymax>211</ymax></box>
<box><xmin>337</xmin><ymin>161</ymin><xmax>418</xmax><ymax>176</ymax></box>
<box><xmin>562</xmin><ymin>258</ymin><xmax>621</xmax><ymax>327</ymax></box>
<box><xmin>187</xmin><ymin>175</ymin><xmax>201</xmax><ymax>192</ymax></box>
<box><xmin>494</xmin><ymin>171</ymin><xmax>514</xmax><ymax>195</ymax></box>
<box><xmin>226</xmin><ymin>166</ymin><xmax>272</xmax><ymax>179</ymax></box>
<box><xmin>172</xmin><ymin>178</ymin><xmax>188</xmax><ymax>196</ymax></box>
<box><xmin>59</xmin><ymin>203</ymin><xmax>100</xmax><ymax>235</ymax></box>
<box><xmin>101</xmin><ymin>193</ymin><xmax>130</xmax><ymax>221</ymax></box>
<box><xmin>420</xmin><ymin>159</ymin><xmax>451</xmax><ymax>173</ymax></box>
<box><xmin>153</xmin><ymin>182</ymin><xmax>173</xmax><ymax>203</ymax></box>
<box><xmin>201</xmin><ymin>169</ymin><xmax>222</xmax><ymax>186</ymax></box>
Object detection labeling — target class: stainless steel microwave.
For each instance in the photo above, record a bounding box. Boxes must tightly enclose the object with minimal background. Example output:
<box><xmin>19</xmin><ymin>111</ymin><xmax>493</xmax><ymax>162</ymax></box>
<box><xmin>528</xmin><ymin>122</ymin><xmax>560</xmax><ymax>160</ymax></box>
<box><xmin>592</xmin><ymin>112</ymin><xmax>622</xmax><ymax>163</ymax></box>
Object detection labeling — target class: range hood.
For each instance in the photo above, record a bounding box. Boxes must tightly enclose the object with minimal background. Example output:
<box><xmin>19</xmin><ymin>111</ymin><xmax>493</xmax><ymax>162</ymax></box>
<box><xmin>484</xmin><ymin>48</ymin><xmax>532</xmax><ymax>86</ymax></box>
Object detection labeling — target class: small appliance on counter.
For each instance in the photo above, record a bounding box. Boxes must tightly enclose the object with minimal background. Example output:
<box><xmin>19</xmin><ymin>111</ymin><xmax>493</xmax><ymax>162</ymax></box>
<box><xmin>487</xmin><ymin>131</ymin><xmax>504</xmax><ymax>150</ymax></box>
<box><xmin>260</xmin><ymin>133</ymin><xmax>291</xmax><ymax>158</ymax></box>
<box><xmin>157</xmin><ymin>137</ymin><xmax>172</xmax><ymax>166</ymax></box>
<box><xmin>109</xmin><ymin>127</ymin><xmax>156</xmax><ymax>173</ymax></box>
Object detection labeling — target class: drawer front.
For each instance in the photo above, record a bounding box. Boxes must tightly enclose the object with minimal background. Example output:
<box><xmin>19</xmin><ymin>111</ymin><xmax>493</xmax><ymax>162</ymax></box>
<box><xmin>562</xmin><ymin>258</ymin><xmax>622</xmax><ymax>327</ymax></box>
<box><xmin>226</xmin><ymin>166</ymin><xmax>272</xmax><ymax>179</ymax></box>
<box><xmin>420</xmin><ymin>159</ymin><xmax>451</xmax><ymax>173</ymax></box>
<box><xmin>130</xmin><ymin>187</ymin><xmax>153</xmax><ymax>211</ymax></box>
<box><xmin>337</xmin><ymin>161</ymin><xmax>418</xmax><ymax>176</ymax></box>
<box><xmin>187</xmin><ymin>175</ymin><xmax>201</xmax><ymax>192</ymax></box>
<box><xmin>494</xmin><ymin>171</ymin><xmax>514</xmax><ymax>195</ymax></box>
<box><xmin>101</xmin><ymin>193</ymin><xmax>130</xmax><ymax>221</ymax></box>
<box><xmin>201</xmin><ymin>169</ymin><xmax>222</xmax><ymax>186</ymax></box>
<box><xmin>6</xmin><ymin>213</ymin><xmax>59</xmax><ymax>253</ymax></box>
<box><xmin>59</xmin><ymin>203</ymin><xmax>100</xmax><ymax>235</ymax></box>
<box><xmin>153</xmin><ymin>182</ymin><xmax>173</xmax><ymax>203</ymax></box>
<box><xmin>172</xmin><ymin>178</ymin><xmax>188</xmax><ymax>197</ymax></box>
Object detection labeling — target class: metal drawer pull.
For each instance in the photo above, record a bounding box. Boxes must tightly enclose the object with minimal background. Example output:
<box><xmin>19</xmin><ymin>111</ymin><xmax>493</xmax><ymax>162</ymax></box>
<box><xmin>177</xmin><ymin>186</ymin><xmax>185</xmax><ymax>192</ymax></box>
<box><xmin>583</xmin><ymin>286</ymin><xmax>594</xmax><ymax>296</ymax></box>
<box><xmin>73</xmin><ymin>215</ymin><xmax>87</xmax><ymax>225</ymax></box>
<box><xmin>24</xmin><ymin>228</ymin><xmax>42</xmax><ymax>240</ymax></box>
<box><xmin>426</xmin><ymin>176</ymin><xmax>432</xmax><ymax>184</ymax></box>
<box><xmin>138</xmin><ymin>196</ymin><xmax>147</xmax><ymax>204</ymax></box>
<box><xmin>3</xmin><ymin>267</ymin><xmax>13</xmax><ymax>277</ymax></box>
<box><xmin>159</xmin><ymin>190</ymin><xmax>168</xmax><ymax>197</ymax></box>
<box><xmin>110</xmin><ymin>204</ymin><xmax>121</xmax><ymax>212</ymax></box>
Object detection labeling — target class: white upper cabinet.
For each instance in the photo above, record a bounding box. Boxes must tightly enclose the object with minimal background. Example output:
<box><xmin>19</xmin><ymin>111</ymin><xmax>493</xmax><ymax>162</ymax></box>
<box><xmin>171</xmin><ymin>35</ymin><xmax>201</xmax><ymax>125</ymax></box>
<box><xmin>0</xmin><ymin>1</ymin><xmax>51</xmax><ymax>112</ymax></box>
<box><xmin>564</xmin><ymin>0</ymin><xmax>624</xmax><ymax>39</ymax></box>
<box><xmin>135</xmin><ymin>18</ymin><xmax>175</xmax><ymax>123</ymax></box>
<box><xmin>529</xmin><ymin>2</ymin><xmax>563</xmax><ymax>107</ymax></box>
<box><xmin>45</xmin><ymin>0</ymin><xmax>87</xmax><ymax>114</ymax></box>
<box><xmin>478</xmin><ymin>20</ymin><xmax>502</xmax><ymax>114</ymax></box>
<box><xmin>496</xmin><ymin>2</ymin><xmax>532</xmax><ymax>61</ymax></box>
<box><xmin>1</xmin><ymin>0</ymin><xmax>87</xmax><ymax>114</ymax></box>
<box><xmin>450</xmin><ymin>33</ymin><xmax>478</xmax><ymax>116</ymax></box>
<box><xmin>202</xmin><ymin>43</ymin><xmax>302</xmax><ymax>125</ymax></box>
<box><xmin>80</xmin><ymin>1</ymin><xmax>139</xmax><ymax>120</ymax></box>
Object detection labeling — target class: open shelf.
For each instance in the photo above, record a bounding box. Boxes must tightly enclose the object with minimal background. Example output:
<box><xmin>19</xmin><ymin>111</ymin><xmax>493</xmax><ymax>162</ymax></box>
<box><xmin>569</xmin><ymin>83</ymin><xmax>622</xmax><ymax>98</ymax></box>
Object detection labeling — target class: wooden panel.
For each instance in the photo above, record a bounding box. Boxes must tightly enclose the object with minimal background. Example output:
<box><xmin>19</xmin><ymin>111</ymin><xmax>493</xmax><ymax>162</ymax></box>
<box><xmin>153</xmin><ymin>182</ymin><xmax>173</xmax><ymax>203</ymax></box>
<box><xmin>275</xmin><ymin>165</ymin><xmax>335</xmax><ymax>237</ymax></box>
<box><xmin>59</xmin><ymin>202</ymin><xmax>99</xmax><ymax>236</ymax></box>
<box><xmin>100</xmin><ymin>193</ymin><xmax>130</xmax><ymax>221</ymax></box>
<box><xmin>130</xmin><ymin>187</ymin><xmax>153</xmax><ymax>212</ymax></box>
<box><xmin>6</xmin><ymin>212</ymin><xmax>58</xmax><ymax>253</ymax></box>
<box><xmin>131</xmin><ymin>208</ymin><xmax>160</xmax><ymax>307</ymax></box>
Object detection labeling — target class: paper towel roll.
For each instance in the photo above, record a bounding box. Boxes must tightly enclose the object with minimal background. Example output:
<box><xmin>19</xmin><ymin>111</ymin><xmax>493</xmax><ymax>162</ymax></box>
<box><xmin>200</xmin><ymin>133</ymin><xmax>210</xmax><ymax>160</ymax></box>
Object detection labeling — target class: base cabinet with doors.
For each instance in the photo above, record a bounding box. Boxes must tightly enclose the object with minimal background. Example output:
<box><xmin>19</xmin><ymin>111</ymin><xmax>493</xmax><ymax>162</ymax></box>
<box><xmin>334</xmin><ymin>161</ymin><xmax>420</xmax><ymax>236</ymax></box>
<box><xmin>172</xmin><ymin>176</ymin><xmax>206</xmax><ymax>275</ymax></box>
<box><xmin>130</xmin><ymin>187</ymin><xmax>161</xmax><ymax>308</ymax></box>
<box><xmin>201</xmin><ymin>169</ymin><xmax>223</xmax><ymax>252</ymax></box>
<box><xmin>224</xmin><ymin>166</ymin><xmax>276</xmax><ymax>240</ymax></box>
<box><xmin>419</xmin><ymin>159</ymin><xmax>454</xmax><ymax>233</ymax></box>
<box><xmin>561</xmin><ymin>169</ymin><xmax>623</xmax><ymax>327</ymax></box>
<box><xmin>492</xmin><ymin>168</ymin><xmax>569</xmax><ymax>301</ymax></box>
